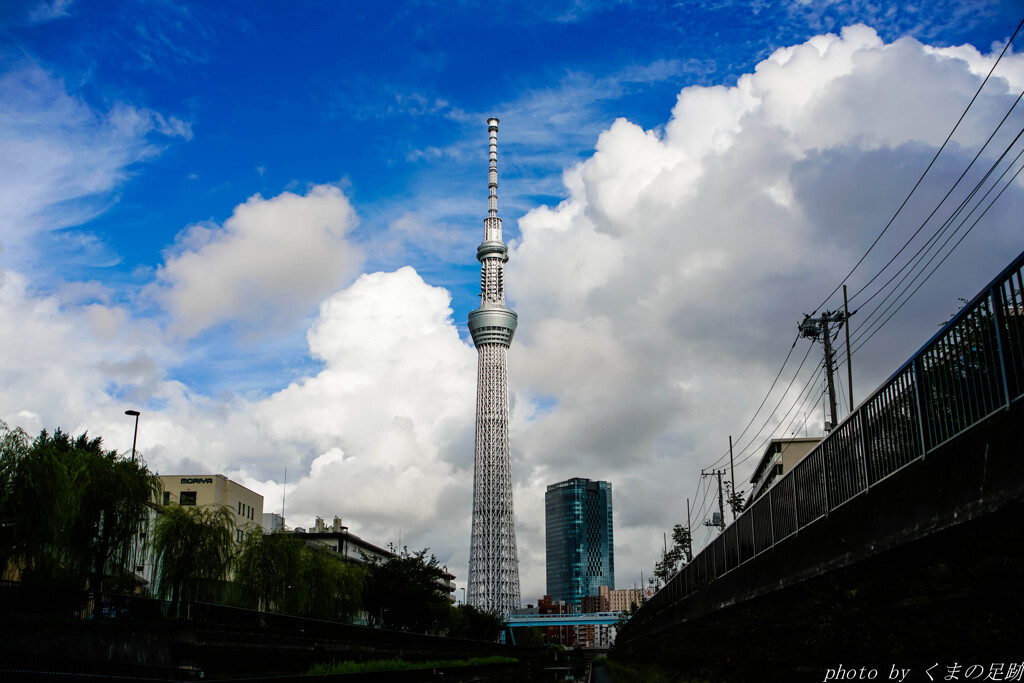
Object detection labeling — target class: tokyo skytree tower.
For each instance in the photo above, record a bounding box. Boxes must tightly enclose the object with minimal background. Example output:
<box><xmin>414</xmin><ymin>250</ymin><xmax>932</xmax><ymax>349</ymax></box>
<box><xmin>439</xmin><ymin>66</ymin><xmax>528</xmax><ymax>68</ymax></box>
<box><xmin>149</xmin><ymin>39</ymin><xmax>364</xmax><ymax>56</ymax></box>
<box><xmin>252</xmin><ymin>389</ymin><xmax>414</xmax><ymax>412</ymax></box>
<box><xmin>466</xmin><ymin>118</ymin><xmax>520</xmax><ymax>614</ymax></box>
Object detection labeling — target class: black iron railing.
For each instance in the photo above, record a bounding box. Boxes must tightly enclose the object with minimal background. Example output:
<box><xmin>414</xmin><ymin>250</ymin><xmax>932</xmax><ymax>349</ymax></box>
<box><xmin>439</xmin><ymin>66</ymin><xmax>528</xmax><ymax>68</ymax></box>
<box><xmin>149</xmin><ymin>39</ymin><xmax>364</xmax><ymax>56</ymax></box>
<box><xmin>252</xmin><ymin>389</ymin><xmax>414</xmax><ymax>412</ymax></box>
<box><xmin>623</xmin><ymin>248</ymin><xmax>1024</xmax><ymax>637</ymax></box>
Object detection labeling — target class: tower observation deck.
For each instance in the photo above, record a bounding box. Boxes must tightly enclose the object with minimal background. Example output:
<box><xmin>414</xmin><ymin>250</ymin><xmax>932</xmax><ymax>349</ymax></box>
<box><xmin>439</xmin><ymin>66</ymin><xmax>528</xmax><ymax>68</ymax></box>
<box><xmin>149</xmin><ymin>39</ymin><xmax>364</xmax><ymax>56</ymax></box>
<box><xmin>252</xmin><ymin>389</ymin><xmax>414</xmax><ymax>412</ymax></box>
<box><xmin>467</xmin><ymin>118</ymin><xmax>520</xmax><ymax>614</ymax></box>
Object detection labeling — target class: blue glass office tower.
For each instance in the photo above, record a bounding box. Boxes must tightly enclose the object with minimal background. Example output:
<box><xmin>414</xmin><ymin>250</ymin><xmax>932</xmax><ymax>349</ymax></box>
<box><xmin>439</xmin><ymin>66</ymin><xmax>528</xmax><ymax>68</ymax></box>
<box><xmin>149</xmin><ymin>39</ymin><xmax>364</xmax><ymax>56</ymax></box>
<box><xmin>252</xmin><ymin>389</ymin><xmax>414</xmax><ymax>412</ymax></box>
<box><xmin>545</xmin><ymin>478</ymin><xmax>614</xmax><ymax>607</ymax></box>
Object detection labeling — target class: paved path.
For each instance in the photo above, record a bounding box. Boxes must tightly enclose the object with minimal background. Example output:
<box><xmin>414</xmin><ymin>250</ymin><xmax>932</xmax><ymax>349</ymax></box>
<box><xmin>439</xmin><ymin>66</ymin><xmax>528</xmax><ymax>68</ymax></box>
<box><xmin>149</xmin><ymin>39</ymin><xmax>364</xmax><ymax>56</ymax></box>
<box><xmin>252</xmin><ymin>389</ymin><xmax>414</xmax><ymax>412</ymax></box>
<box><xmin>590</xmin><ymin>663</ymin><xmax>614</xmax><ymax>683</ymax></box>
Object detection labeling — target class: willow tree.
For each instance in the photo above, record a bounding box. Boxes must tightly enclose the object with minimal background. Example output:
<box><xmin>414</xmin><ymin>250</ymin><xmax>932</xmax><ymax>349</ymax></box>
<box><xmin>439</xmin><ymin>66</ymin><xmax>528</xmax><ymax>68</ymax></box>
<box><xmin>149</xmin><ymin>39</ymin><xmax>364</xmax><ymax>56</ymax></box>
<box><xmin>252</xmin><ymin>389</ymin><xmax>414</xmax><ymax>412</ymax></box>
<box><xmin>152</xmin><ymin>504</ymin><xmax>235</xmax><ymax>615</ymax></box>
<box><xmin>233</xmin><ymin>531</ymin><xmax>303</xmax><ymax>612</ymax></box>
<box><xmin>0</xmin><ymin>421</ymin><xmax>31</xmax><ymax>579</ymax></box>
<box><xmin>0</xmin><ymin>423</ymin><xmax>156</xmax><ymax>590</ymax></box>
<box><xmin>233</xmin><ymin>532</ymin><xmax>366</xmax><ymax>621</ymax></box>
<box><xmin>296</xmin><ymin>544</ymin><xmax>366</xmax><ymax>622</ymax></box>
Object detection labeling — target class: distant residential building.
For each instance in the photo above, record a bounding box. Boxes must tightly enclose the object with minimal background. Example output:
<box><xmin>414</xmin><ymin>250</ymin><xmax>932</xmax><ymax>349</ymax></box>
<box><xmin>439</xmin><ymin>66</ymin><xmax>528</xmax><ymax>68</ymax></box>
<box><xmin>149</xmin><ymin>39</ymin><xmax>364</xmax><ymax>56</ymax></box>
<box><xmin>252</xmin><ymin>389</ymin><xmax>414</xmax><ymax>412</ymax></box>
<box><xmin>538</xmin><ymin>594</ymin><xmax>577</xmax><ymax>647</ymax></box>
<box><xmin>748</xmin><ymin>437</ymin><xmax>821</xmax><ymax>503</ymax></box>
<box><xmin>580</xmin><ymin>585</ymin><xmax>610</xmax><ymax>613</ymax></box>
<box><xmin>609</xmin><ymin>587</ymin><xmax>643</xmax><ymax>613</ymax></box>
<box><xmin>545</xmin><ymin>478</ymin><xmax>614</xmax><ymax>608</ymax></box>
<box><xmin>296</xmin><ymin>516</ymin><xmax>392</xmax><ymax>563</ymax></box>
<box><xmin>262</xmin><ymin>512</ymin><xmax>284</xmax><ymax>533</ymax></box>
<box><xmin>294</xmin><ymin>516</ymin><xmax>457</xmax><ymax>602</ymax></box>
<box><xmin>580</xmin><ymin>585</ymin><xmax>612</xmax><ymax>648</ymax></box>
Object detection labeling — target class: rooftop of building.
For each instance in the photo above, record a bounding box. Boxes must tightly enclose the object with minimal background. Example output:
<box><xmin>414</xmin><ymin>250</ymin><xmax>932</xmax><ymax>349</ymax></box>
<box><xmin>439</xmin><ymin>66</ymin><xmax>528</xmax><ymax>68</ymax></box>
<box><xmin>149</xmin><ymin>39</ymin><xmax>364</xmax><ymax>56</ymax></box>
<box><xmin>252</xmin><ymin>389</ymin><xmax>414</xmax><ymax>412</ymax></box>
<box><xmin>156</xmin><ymin>473</ymin><xmax>263</xmax><ymax>497</ymax></box>
<box><xmin>546</xmin><ymin>477</ymin><xmax>611</xmax><ymax>492</ymax></box>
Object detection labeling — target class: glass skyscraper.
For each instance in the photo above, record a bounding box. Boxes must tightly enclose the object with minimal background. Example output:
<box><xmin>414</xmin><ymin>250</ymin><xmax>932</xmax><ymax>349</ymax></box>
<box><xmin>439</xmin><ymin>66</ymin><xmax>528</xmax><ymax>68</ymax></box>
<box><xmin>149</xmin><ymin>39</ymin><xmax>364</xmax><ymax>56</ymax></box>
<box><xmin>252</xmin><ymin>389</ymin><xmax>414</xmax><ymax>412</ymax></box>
<box><xmin>545</xmin><ymin>478</ymin><xmax>614</xmax><ymax>607</ymax></box>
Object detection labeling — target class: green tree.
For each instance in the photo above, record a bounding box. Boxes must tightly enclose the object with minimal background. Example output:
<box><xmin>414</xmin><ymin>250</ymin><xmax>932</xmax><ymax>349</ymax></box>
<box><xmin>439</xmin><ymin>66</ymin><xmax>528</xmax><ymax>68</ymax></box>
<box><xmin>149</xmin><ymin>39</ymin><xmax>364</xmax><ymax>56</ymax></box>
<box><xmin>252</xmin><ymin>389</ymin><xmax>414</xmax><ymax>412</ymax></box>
<box><xmin>0</xmin><ymin>424</ymin><xmax>156</xmax><ymax>594</ymax></box>
<box><xmin>0</xmin><ymin>421</ymin><xmax>31</xmax><ymax>578</ymax></box>
<box><xmin>233</xmin><ymin>530</ymin><xmax>303</xmax><ymax>612</ymax></box>
<box><xmin>295</xmin><ymin>544</ymin><xmax>366</xmax><ymax>621</ymax></box>
<box><xmin>364</xmin><ymin>547</ymin><xmax>450</xmax><ymax>633</ymax></box>
<box><xmin>653</xmin><ymin>523</ymin><xmax>691</xmax><ymax>584</ymax></box>
<box><xmin>724</xmin><ymin>481</ymin><xmax>746</xmax><ymax>518</ymax></box>
<box><xmin>446</xmin><ymin>603</ymin><xmax>505</xmax><ymax>642</ymax></box>
<box><xmin>509</xmin><ymin>625</ymin><xmax>546</xmax><ymax>647</ymax></box>
<box><xmin>152</xmin><ymin>504</ymin><xmax>235</xmax><ymax>615</ymax></box>
<box><xmin>233</xmin><ymin>532</ymin><xmax>367</xmax><ymax>621</ymax></box>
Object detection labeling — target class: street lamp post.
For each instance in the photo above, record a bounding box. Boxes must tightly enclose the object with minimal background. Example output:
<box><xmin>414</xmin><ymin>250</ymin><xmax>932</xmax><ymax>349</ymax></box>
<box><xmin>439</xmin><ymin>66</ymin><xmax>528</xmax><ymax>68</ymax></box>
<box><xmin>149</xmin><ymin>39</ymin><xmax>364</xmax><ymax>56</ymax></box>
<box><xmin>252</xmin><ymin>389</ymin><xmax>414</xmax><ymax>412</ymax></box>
<box><xmin>125</xmin><ymin>410</ymin><xmax>140</xmax><ymax>461</ymax></box>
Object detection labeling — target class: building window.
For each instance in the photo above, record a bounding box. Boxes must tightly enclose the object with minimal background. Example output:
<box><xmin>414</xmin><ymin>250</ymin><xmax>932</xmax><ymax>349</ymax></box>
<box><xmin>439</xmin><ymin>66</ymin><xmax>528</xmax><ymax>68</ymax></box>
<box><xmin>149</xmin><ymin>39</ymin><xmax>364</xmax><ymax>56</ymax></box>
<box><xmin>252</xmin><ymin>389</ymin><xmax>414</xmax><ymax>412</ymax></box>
<box><xmin>236</xmin><ymin>529</ymin><xmax>244</xmax><ymax>543</ymax></box>
<box><xmin>163</xmin><ymin>491</ymin><xmax>171</xmax><ymax>505</ymax></box>
<box><xmin>179</xmin><ymin>491</ymin><xmax>197</xmax><ymax>506</ymax></box>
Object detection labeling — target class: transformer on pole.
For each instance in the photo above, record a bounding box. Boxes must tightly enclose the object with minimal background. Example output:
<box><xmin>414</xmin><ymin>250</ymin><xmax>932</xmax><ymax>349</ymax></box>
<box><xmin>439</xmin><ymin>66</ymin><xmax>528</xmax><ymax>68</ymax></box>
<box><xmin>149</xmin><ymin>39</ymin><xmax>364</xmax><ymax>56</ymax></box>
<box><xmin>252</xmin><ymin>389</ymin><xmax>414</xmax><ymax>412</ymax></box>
<box><xmin>799</xmin><ymin>309</ymin><xmax>853</xmax><ymax>431</ymax></box>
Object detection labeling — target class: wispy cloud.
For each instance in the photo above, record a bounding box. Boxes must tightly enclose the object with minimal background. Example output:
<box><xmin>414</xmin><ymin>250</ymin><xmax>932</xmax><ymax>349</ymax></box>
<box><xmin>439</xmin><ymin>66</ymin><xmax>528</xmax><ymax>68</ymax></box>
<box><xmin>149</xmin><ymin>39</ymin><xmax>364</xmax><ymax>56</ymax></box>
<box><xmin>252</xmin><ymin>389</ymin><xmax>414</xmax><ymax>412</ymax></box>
<box><xmin>0</xmin><ymin>64</ymin><xmax>191</xmax><ymax>273</ymax></box>
<box><xmin>0</xmin><ymin>0</ymin><xmax>73</xmax><ymax>28</ymax></box>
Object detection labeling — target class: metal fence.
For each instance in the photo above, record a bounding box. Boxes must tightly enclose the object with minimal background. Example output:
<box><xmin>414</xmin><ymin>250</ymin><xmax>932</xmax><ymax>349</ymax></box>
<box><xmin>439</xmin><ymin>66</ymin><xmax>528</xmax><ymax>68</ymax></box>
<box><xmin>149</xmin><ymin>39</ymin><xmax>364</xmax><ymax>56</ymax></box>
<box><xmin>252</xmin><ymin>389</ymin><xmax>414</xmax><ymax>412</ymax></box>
<box><xmin>0</xmin><ymin>580</ymin><xmax>172</xmax><ymax>621</ymax></box>
<box><xmin>625</xmin><ymin>248</ymin><xmax>1024</xmax><ymax>635</ymax></box>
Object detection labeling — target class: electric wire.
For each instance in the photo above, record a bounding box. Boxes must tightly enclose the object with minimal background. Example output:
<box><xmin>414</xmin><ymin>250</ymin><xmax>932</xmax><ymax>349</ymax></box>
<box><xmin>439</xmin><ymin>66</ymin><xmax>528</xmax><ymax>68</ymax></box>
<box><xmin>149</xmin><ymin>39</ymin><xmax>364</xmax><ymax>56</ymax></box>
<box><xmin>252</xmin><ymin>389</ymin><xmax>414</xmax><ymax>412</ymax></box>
<box><xmin>811</xmin><ymin>15</ymin><xmax>1024</xmax><ymax>315</ymax></box>
<box><xmin>852</xmin><ymin>153</ymin><xmax>1024</xmax><ymax>355</ymax></box>
<box><xmin>738</xmin><ymin>361</ymin><xmax>827</xmax><ymax>482</ymax></box>
<box><xmin>692</xmin><ymin>112</ymin><xmax>1015</xmax><ymax>504</ymax></box>
<box><xmin>850</xmin><ymin>131</ymin><xmax>1024</xmax><ymax>353</ymax></box>
<box><xmin>730</xmin><ymin>342</ymin><xmax>815</xmax><ymax>462</ymax></box>
<box><xmin>849</xmin><ymin>90</ymin><xmax>1024</xmax><ymax>310</ymax></box>
<box><xmin>701</xmin><ymin>334</ymin><xmax>802</xmax><ymax>471</ymax></box>
<box><xmin>680</xmin><ymin>16</ymin><xmax>1024</xmax><ymax>554</ymax></box>
<box><xmin>850</xmin><ymin>120</ymin><xmax>1024</xmax><ymax>341</ymax></box>
<box><xmin>691</xmin><ymin>469</ymin><xmax>715</xmax><ymax>531</ymax></box>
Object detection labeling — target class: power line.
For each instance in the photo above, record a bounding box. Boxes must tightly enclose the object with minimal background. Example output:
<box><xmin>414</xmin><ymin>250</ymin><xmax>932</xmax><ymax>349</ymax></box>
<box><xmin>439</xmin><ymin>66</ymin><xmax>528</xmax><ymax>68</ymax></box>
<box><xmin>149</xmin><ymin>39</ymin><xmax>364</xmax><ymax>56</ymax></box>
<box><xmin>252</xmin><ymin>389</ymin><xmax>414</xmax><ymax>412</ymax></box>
<box><xmin>730</xmin><ymin>342</ymin><xmax>815</xmax><ymax>461</ymax></box>
<box><xmin>849</xmin><ymin>90</ymin><xmax>1024</xmax><ymax>310</ymax></box>
<box><xmin>739</xmin><ymin>363</ymin><xmax>827</xmax><ymax>482</ymax></box>
<box><xmin>811</xmin><ymin>15</ymin><xmax>1024</xmax><ymax>315</ymax></box>
<box><xmin>852</xmin><ymin>152</ymin><xmax>1024</xmax><ymax>355</ymax></box>
<box><xmin>849</xmin><ymin>128</ymin><xmax>1024</xmax><ymax>352</ymax></box>
<box><xmin>685</xmin><ymin>14</ymin><xmax>1024</xmax><ymax>521</ymax></box>
<box><xmin>701</xmin><ymin>334</ymin><xmax>801</xmax><ymax>471</ymax></box>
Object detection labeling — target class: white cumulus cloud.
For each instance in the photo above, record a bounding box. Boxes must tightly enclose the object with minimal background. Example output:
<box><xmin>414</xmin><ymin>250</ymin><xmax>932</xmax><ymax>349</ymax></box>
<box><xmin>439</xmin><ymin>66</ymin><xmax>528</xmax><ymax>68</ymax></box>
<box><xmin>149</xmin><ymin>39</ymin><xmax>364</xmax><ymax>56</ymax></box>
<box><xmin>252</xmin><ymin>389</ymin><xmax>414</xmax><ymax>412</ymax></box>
<box><xmin>154</xmin><ymin>184</ymin><xmax>363</xmax><ymax>338</ymax></box>
<box><xmin>3</xmin><ymin>24</ymin><xmax>1024</xmax><ymax>604</ymax></box>
<box><xmin>505</xmin><ymin>24</ymin><xmax>1024</xmax><ymax>593</ymax></box>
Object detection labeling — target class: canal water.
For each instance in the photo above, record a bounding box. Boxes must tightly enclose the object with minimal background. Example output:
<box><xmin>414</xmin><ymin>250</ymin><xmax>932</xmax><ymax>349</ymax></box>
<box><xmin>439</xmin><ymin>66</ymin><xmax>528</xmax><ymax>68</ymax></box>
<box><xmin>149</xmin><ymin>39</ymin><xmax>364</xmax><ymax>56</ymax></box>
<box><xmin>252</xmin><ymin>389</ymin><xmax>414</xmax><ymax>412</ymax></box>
<box><xmin>494</xmin><ymin>664</ymin><xmax>586</xmax><ymax>681</ymax></box>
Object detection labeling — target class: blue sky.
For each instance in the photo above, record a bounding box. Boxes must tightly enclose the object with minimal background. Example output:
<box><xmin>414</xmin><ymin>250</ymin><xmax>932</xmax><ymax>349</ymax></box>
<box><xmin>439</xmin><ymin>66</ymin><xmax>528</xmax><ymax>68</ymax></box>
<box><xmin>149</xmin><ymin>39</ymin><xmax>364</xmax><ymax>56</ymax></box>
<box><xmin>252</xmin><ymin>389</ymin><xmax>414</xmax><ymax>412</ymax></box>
<box><xmin>3</xmin><ymin>0</ymin><xmax>1023</xmax><ymax>600</ymax></box>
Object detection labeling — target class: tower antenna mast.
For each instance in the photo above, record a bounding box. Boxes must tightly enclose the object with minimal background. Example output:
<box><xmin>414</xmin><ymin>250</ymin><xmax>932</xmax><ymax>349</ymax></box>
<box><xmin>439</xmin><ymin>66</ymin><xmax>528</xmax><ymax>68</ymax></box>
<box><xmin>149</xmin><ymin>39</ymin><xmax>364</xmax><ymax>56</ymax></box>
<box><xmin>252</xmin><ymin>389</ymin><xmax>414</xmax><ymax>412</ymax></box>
<box><xmin>467</xmin><ymin>118</ymin><xmax>521</xmax><ymax>614</ymax></box>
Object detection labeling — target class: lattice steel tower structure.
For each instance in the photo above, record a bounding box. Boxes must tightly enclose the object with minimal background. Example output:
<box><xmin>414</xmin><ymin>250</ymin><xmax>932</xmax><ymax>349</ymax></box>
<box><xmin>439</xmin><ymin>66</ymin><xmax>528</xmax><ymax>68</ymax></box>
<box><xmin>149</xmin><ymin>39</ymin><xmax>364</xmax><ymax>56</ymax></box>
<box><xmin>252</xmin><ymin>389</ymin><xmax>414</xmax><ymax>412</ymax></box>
<box><xmin>467</xmin><ymin>118</ymin><xmax>520</xmax><ymax>614</ymax></box>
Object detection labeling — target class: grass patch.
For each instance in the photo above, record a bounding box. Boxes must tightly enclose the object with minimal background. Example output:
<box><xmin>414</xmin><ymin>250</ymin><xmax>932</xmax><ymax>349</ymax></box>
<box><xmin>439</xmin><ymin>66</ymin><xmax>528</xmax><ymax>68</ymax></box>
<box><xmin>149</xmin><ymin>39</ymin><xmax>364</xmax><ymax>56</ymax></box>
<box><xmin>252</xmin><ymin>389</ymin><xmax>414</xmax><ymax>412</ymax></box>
<box><xmin>308</xmin><ymin>655</ymin><xmax>518</xmax><ymax>675</ymax></box>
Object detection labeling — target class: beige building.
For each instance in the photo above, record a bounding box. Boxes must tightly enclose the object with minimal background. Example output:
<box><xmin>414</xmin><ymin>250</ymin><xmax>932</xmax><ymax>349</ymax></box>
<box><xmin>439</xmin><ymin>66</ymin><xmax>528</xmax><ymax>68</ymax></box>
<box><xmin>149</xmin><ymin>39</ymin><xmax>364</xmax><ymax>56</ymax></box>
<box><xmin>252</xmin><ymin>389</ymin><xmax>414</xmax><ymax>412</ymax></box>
<box><xmin>609</xmin><ymin>587</ymin><xmax>643</xmax><ymax>613</ymax></box>
<box><xmin>156</xmin><ymin>474</ymin><xmax>264</xmax><ymax>543</ymax></box>
<box><xmin>748</xmin><ymin>437</ymin><xmax>821</xmax><ymax>503</ymax></box>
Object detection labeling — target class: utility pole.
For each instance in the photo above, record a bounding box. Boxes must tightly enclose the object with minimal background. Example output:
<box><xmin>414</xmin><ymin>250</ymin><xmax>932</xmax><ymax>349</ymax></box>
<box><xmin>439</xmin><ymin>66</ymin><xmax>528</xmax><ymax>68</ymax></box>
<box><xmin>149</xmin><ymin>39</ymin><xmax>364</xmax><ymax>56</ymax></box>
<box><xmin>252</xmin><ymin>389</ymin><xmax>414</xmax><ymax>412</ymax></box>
<box><xmin>728</xmin><ymin>436</ymin><xmax>736</xmax><ymax>521</ymax></box>
<box><xmin>701</xmin><ymin>469</ymin><xmax>726</xmax><ymax>532</ymax></box>
<box><xmin>799</xmin><ymin>309</ymin><xmax>850</xmax><ymax>431</ymax></box>
<box><xmin>843</xmin><ymin>285</ymin><xmax>855</xmax><ymax>413</ymax></box>
<box><xmin>685</xmin><ymin>498</ymin><xmax>693</xmax><ymax>562</ymax></box>
<box><xmin>717</xmin><ymin>470</ymin><xmax>725</xmax><ymax>532</ymax></box>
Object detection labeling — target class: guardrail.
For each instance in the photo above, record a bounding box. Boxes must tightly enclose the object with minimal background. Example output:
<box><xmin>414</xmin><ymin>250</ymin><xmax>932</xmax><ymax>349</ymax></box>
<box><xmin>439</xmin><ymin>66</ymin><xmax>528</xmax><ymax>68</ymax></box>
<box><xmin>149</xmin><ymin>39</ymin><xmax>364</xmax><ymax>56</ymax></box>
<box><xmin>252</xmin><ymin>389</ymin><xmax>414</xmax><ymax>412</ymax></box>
<box><xmin>622</xmin><ymin>247</ymin><xmax>1024</xmax><ymax>638</ymax></box>
<box><xmin>506</xmin><ymin>611</ymin><xmax>622</xmax><ymax>626</ymax></box>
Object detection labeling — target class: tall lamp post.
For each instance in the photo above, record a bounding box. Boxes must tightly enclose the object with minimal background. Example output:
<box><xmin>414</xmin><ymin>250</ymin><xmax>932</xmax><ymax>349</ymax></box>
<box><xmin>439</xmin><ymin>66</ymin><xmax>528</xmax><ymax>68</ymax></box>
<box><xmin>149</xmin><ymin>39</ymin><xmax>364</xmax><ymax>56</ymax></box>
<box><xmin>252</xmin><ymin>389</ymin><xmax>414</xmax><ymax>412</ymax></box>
<box><xmin>125</xmin><ymin>410</ymin><xmax>140</xmax><ymax>461</ymax></box>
